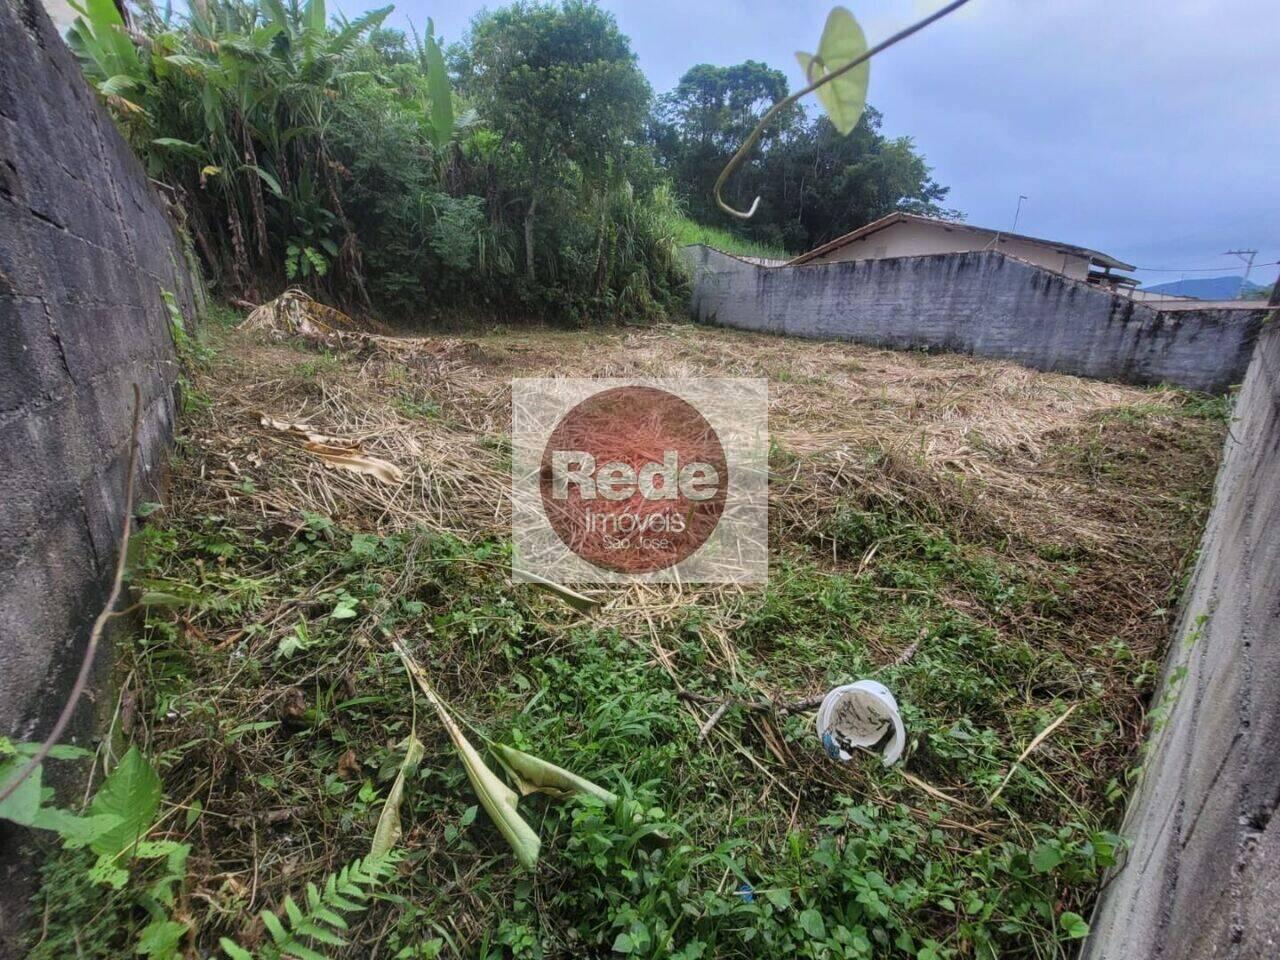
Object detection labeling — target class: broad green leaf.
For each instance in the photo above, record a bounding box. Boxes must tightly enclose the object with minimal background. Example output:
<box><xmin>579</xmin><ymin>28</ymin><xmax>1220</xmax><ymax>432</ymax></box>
<box><xmin>424</xmin><ymin>32</ymin><xmax>454</xmax><ymax>151</ymax></box>
<box><xmin>798</xmin><ymin>908</ymin><xmax>826</xmax><ymax>939</ymax></box>
<box><xmin>490</xmin><ymin>743</ymin><xmax>617</xmax><ymax>805</ymax></box>
<box><xmin>1060</xmin><ymin>911</ymin><xmax>1090</xmax><ymax>939</ymax></box>
<box><xmin>152</xmin><ymin>137</ymin><xmax>204</xmax><ymax>153</ymax></box>
<box><xmin>369</xmin><ymin>734</ymin><xmax>424</xmax><ymax>858</ymax></box>
<box><xmin>98</xmin><ymin>74</ymin><xmax>138</xmax><ymax>96</ymax></box>
<box><xmin>88</xmin><ymin>853</ymin><xmax>130</xmax><ymax>889</ymax></box>
<box><xmin>305</xmin><ymin>0</ymin><xmax>326</xmax><ymax>35</ymax></box>
<box><xmin>87</xmin><ymin>745</ymin><xmax>161</xmax><ymax>857</ymax></box>
<box><xmin>31</xmin><ymin>808</ymin><xmax>123</xmax><ymax>847</ymax></box>
<box><xmin>0</xmin><ymin>759</ymin><xmax>43</xmax><ymax>826</ymax></box>
<box><xmin>1030</xmin><ymin>842</ymin><xmax>1063</xmax><ymax>874</ymax></box>
<box><xmin>764</xmin><ymin>886</ymin><xmax>792</xmax><ymax>910</ymax></box>
<box><xmin>162</xmin><ymin>54</ymin><xmax>206</xmax><ymax>70</ymax></box>
<box><xmin>795</xmin><ymin>6</ymin><xmax>870</xmax><ymax>135</ymax></box>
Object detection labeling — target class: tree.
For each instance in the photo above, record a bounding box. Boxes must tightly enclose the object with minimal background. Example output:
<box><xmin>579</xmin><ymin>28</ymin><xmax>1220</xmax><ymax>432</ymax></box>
<box><xmin>468</xmin><ymin>0</ymin><xmax>651</xmax><ymax>281</ymax></box>
<box><xmin>651</xmin><ymin>61</ymin><xmax>954</xmax><ymax>253</ymax></box>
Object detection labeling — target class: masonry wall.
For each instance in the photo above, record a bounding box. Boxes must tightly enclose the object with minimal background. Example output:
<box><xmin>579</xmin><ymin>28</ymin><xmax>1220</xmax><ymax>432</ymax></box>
<box><xmin>0</xmin><ymin>0</ymin><xmax>196</xmax><ymax>948</ymax></box>
<box><xmin>685</xmin><ymin>245</ymin><xmax>1264</xmax><ymax>393</ymax></box>
<box><xmin>1083</xmin><ymin>318</ymin><xmax>1280</xmax><ymax>958</ymax></box>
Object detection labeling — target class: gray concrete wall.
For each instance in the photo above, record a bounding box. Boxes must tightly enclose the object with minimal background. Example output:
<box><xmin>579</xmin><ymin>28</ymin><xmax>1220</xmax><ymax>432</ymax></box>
<box><xmin>1083</xmin><ymin>318</ymin><xmax>1280</xmax><ymax>960</ymax></box>
<box><xmin>0</xmin><ymin>2</ymin><xmax>196</xmax><ymax>946</ymax></box>
<box><xmin>685</xmin><ymin>245</ymin><xmax>1265</xmax><ymax>393</ymax></box>
<box><xmin>0</xmin><ymin>0</ymin><xmax>195</xmax><ymax>740</ymax></box>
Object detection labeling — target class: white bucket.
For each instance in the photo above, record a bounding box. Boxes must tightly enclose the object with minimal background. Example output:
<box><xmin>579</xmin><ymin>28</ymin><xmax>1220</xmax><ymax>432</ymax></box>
<box><xmin>815</xmin><ymin>680</ymin><xmax>906</xmax><ymax>766</ymax></box>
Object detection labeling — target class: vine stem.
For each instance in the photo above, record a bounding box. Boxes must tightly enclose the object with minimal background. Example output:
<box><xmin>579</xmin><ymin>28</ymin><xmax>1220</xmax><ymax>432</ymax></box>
<box><xmin>0</xmin><ymin>384</ymin><xmax>143</xmax><ymax>804</ymax></box>
<box><xmin>714</xmin><ymin>0</ymin><xmax>975</xmax><ymax>219</ymax></box>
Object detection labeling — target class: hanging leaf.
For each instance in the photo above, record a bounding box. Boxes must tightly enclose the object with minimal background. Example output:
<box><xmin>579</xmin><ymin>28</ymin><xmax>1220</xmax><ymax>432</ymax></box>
<box><xmin>369</xmin><ymin>734</ymin><xmax>425</xmax><ymax>858</ymax></box>
<box><xmin>244</xmin><ymin>164</ymin><xmax>284</xmax><ymax>199</ymax></box>
<box><xmin>795</xmin><ymin>7</ymin><xmax>870</xmax><ymax>135</ymax></box>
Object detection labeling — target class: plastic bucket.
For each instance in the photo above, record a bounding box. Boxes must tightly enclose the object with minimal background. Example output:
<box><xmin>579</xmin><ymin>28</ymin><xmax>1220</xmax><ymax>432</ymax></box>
<box><xmin>815</xmin><ymin>680</ymin><xmax>906</xmax><ymax>766</ymax></box>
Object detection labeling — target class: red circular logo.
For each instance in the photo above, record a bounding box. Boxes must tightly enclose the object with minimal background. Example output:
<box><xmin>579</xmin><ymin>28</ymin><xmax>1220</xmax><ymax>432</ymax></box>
<box><xmin>539</xmin><ymin>386</ymin><xmax>728</xmax><ymax>574</ymax></box>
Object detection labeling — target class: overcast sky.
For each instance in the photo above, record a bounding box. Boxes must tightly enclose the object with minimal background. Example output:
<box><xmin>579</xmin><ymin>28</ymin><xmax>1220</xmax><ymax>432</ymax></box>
<box><xmin>354</xmin><ymin>0</ymin><xmax>1278</xmax><ymax>288</ymax></box>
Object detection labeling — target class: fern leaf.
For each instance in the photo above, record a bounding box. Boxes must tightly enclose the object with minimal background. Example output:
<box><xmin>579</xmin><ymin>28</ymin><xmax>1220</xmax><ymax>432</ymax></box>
<box><xmin>311</xmin><ymin>906</ymin><xmax>349</xmax><ymax>930</ymax></box>
<box><xmin>261</xmin><ymin>910</ymin><xmax>288</xmax><ymax>945</ymax></box>
<box><xmin>296</xmin><ymin>922</ymin><xmax>345</xmax><ymax>946</ymax></box>
<box><xmin>219</xmin><ymin>936</ymin><xmax>254</xmax><ymax>960</ymax></box>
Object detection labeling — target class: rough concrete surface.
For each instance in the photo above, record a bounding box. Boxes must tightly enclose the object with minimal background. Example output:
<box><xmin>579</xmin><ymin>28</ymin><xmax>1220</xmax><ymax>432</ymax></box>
<box><xmin>1083</xmin><ymin>320</ymin><xmax>1280</xmax><ymax>959</ymax></box>
<box><xmin>684</xmin><ymin>245</ymin><xmax>1264</xmax><ymax>393</ymax></box>
<box><xmin>0</xmin><ymin>0</ymin><xmax>196</xmax><ymax>952</ymax></box>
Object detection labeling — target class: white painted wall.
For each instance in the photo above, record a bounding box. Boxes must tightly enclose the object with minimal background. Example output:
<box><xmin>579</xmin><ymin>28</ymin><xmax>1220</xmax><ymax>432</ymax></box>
<box><xmin>812</xmin><ymin>219</ymin><xmax>1092</xmax><ymax>280</ymax></box>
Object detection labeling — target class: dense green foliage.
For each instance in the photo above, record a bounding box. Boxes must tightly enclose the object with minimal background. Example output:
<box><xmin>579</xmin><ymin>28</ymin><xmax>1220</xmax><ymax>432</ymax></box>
<box><xmin>65</xmin><ymin>0</ymin><xmax>957</xmax><ymax>322</ymax></box>
<box><xmin>68</xmin><ymin>0</ymin><xmax>686</xmax><ymax>323</ymax></box>
<box><xmin>670</xmin><ymin>214</ymin><xmax>793</xmax><ymax>261</ymax></box>
<box><xmin>650</xmin><ymin>61</ymin><xmax>957</xmax><ymax>254</ymax></box>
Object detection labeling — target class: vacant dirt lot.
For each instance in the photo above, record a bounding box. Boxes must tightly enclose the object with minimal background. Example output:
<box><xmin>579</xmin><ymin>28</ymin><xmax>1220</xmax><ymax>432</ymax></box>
<box><xmin>28</xmin><ymin>317</ymin><xmax>1228</xmax><ymax>959</ymax></box>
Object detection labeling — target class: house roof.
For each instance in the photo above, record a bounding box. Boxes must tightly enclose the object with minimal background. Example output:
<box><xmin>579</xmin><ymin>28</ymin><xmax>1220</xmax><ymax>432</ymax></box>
<box><xmin>786</xmin><ymin>212</ymin><xmax>1136</xmax><ymax>272</ymax></box>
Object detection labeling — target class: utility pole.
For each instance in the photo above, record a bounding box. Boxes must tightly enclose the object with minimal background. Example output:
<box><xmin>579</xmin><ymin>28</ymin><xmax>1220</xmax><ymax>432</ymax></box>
<box><xmin>1012</xmin><ymin>195</ymin><xmax>1028</xmax><ymax>233</ymax></box>
<box><xmin>1224</xmin><ymin>249</ymin><xmax>1259</xmax><ymax>296</ymax></box>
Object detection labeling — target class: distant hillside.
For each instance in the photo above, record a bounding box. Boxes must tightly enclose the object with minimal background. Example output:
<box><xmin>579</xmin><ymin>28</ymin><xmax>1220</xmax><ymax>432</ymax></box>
<box><xmin>1141</xmin><ymin>276</ymin><xmax>1269</xmax><ymax>300</ymax></box>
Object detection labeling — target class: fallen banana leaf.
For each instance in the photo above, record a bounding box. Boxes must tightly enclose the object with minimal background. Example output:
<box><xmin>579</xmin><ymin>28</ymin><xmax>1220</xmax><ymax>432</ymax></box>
<box><xmin>305</xmin><ymin>442</ymin><xmax>405</xmax><ymax>485</ymax></box>
<box><xmin>257</xmin><ymin>413</ymin><xmax>363</xmax><ymax>448</ymax></box>
<box><xmin>515</xmin><ymin>569</ymin><xmax>600</xmax><ymax>614</ymax></box>
<box><xmin>490</xmin><ymin>743</ymin><xmax>617</xmax><ymax>804</ymax></box>
<box><xmin>393</xmin><ymin>640</ymin><xmax>540</xmax><ymax>869</ymax></box>
<box><xmin>369</xmin><ymin>733</ymin><xmax>425</xmax><ymax>858</ymax></box>
<box><xmin>257</xmin><ymin>414</ymin><xmax>317</xmax><ymax>435</ymax></box>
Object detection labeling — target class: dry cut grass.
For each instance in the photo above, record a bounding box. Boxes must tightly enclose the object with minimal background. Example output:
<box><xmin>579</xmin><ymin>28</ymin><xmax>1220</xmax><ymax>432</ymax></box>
<box><xmin>39</xmin><ymin>306</ymin><xmax>1228</xmax><ymax>959</ymax></box>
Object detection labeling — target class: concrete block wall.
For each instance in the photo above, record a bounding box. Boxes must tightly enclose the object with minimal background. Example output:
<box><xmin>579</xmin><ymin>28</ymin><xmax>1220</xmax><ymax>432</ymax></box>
<box><xmin>1</xmin><ymin>0</ymin><xmax>197</xmax><ymax>946</ymax></box>
<box><xmin>684</xmin><ymin>245</ymin><xmax>1264</xmax><ymax>393</ymax></box>
<box><xmin>0</xmin><ymin>0</ymin><xmax>197</xmax><ymax>767</ymax></box>
<box><xmin>0</xmin><ymin>0</ymin><xmax>194</xmax><ymax>743</ymax></box>
<box><xmin>1083</xmin><ymin>319</ymin><xmax>1280</xmax><ymax>959</ymax></box>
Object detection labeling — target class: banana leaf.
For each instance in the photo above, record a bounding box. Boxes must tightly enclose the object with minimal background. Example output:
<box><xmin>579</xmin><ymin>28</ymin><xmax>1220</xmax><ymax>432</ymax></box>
<box><xmin>394</xmin><ymin>641</ymin><xmax>540</xmax><ymax>869</ymax></box>
<box><xmin>490</xmin><ymin>743</ymin><xmax>617</xmax><ymax>804</ymax></box>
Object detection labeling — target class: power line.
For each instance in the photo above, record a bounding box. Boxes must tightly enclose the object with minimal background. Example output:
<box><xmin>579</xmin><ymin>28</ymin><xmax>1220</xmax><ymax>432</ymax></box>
<box><xmin>1224</xmin><ymin>249</ymin><xmax>1260</xmax><ymax>289</ymax></box>
<box><xmin>1132</xmin><ymin>261</ymin><xmax>1279</xmax><ymax>273</ymax></box>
